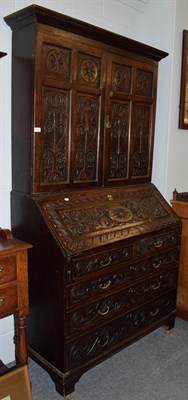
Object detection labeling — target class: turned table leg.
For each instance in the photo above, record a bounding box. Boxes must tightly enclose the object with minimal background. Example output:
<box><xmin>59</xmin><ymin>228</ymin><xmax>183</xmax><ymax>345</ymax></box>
<box><xmin>17</xmin><ymin>315</ymin><xmax>28</xmax><ymax>365</ymax></box>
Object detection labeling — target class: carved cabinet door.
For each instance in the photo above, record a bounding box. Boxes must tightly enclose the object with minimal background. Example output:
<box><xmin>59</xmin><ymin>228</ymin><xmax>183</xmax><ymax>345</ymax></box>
<box><xmin>104</xmin><ymin>53</ymin><xmax>157</xmax><ymax>186</ymax></box>
<box><xmin>33</xmin><ymin>31</ymin><xmax>105</xmax><ymax>193</ymax></box>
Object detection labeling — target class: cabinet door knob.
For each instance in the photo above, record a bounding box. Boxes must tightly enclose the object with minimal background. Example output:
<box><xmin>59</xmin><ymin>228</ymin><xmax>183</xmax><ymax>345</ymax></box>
<box><xmin>105</xmin><ymin>115</ymin><xmax>111</xmax><ymax>129</ymax></box>
<box><xmin>109</xmin><ymin>91</ymin><xmax>114</xmax><ymax>97</ymax></box>
<box><xmin>0</xmin><ymin>296</ymin><xmax>5</xmax><ymax>305</ymax></box>
<box><xmin>0</xmin><ymin>267</ymin><xmax>4</xmax><ymax>273</ymax></box>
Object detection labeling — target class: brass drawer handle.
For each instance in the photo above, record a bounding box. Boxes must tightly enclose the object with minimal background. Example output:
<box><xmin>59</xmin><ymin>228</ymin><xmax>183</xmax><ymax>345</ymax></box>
<box><xmin>98</xmin><ymin>306</ymin><xmax>110</xmax><ymax>316</ymax></box>
<box><xmin>154</xmin><ymin>240</ymin><xmax>163</xmax><ymax>248</ymax></box>
<box><xmin>150</xmin><ymin>308</ymin><xmax>159</xmax><ymax>317</ymax></box>
<box><xmin>153</xmin><ymin>260</ymin><xmax>161</xmax><ymax>269</ymax></box>
<box><xmin>100</xmin><ymin>258</ymin><xmax>112</xmax><ymax>267</ymax></box>
<box><xmin>0</xmin><ymin>296</ymin><xmax>5</xmax><ymax>305</ymax></box>
<box><xmin>0</xmin><ymin>267</ymin><xmax>4</xmax><ymax>273</ymax></box>
<box><xmin>152</xmin><ymin>282</ymin><xmax>160</xmax><ymax>290</ymax></box>
<box><xmin>99</xmin><ymin>280</ymin><xmax>111</xmax><ymax>290</ymax></box>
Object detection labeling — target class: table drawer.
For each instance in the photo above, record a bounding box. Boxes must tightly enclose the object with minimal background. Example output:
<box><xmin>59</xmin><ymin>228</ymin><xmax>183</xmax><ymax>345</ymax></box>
<box><xmin>67</xmin><ymin>268</ymin><xmax>178</xmax><ymax>336</ymax></box>
<box><xmin>67</xmin><ymin>248</ymin><xmax>179</xmax><ymax>306</ymax></box>
<box><xmin>0</xmin><ymin>283</ymin><xmax>18</xmax><ymax>318</ymax></box>
<box><xmin>0</xmin><ymin>256</ymin><xmax>16</xmax><ymax>284</ymax></box>
<box><xmin>67</xmin><ymin>290</ymin><xmax>176</xmax><ymax>369</ymax></box>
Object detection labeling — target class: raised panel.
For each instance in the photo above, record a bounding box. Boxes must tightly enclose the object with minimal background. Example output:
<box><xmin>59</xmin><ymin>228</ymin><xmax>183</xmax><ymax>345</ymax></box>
<box><xmin>42</xmin><ymin>42</ymin><xmax>72</xmax><ymax>81</ymax></box>
<box><xmin>135</xmin><ymin>69</ymin><xmax>153</xmax><ymax>97</ymax></box>
<box><xmin>131</xmin><ymin>103</ymin><xmax>153</xmax><ymax>179</ymax></box>
<box><xmin>77</xmin><ymin>52</ymin><xmax>102</xmax><ymax>87</ymax></box>
<box><xmin>40</xmin><ymin>87</ymin><xmax>71</xmax><ymax>186</ymax></box>
<box><xmin>105</xmin><ymin>100</ymin><xmax>131</xmax><ymax>184</ymax></box>
<box><xmin>73</xmin><ymin>92</ymin><xmax>101</xmax><ymax>184</ymax></box>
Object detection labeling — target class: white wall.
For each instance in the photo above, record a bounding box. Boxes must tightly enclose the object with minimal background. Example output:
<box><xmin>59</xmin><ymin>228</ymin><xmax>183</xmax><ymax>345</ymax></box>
<box><xmin>0</xmin><ymin>0</ymin><xmax>187</xmax><ymax>363</ymax></box>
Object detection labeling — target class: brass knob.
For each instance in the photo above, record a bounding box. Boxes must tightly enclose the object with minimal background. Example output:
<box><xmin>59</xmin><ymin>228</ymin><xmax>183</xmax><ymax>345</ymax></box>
<box><xmin>105</xmin><ymin>115</ymin><xmax>111</xmax><ymax>129</ymax></box>
<box><xmin>109</xmin><ymin>91</ymin><xmax>114</xmax><ymax>97</ymax></box>
<box><xmin>0</xmin><ymin>267</ymin><xmax>4</xmax><ymax>273</ymax></box>
<box><xmin>0</xmin><ymin>296</ymin><xmax>5</xmax><ymax>305</ymax></box>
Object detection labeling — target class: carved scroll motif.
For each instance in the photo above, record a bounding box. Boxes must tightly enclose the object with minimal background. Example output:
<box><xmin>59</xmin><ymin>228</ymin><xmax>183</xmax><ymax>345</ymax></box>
<box><xmin>135</xmin><ymin>69</ymin><xmax>153</xmax><ymax>97</ymax></box>
<box><xmin>109</xmin><ymin>102</ymin><xmax>130</xmax><ymax>179</ymax></box>
<box><xmin>74</xmin><ymin>95</ymin><xmax>99</xmax><ymax>181</ymax></box>
<box><xmin>132</xmin><ymin>105</ymin><xmax>151</xmax><ymax>177</ymax></box>
<box><xmin>72</xmin><ymin>247</ymin><xmax>179</xmax><ymax>280</ymax></box>
<box><xmin>78</xmin><ymin>53</ymin><xmax>101</xmax><ymax>87</ymax></box>
<box><xmin>112</xmin><ymin>63</ymin><xmax>131</xmax><ymax>93</ymax></box>
<box><xmin>69</xmin><ymin>267</ymin><xmax>178</xmax><ymax>305</ymax></box>
<box><xmin>69</xmin><ymin>269</ymin><xmax>178</xmax><ymax>333</ymax></box>
<box><xmin>69</xmin><ymin>292</ymin><xmax>176</xmax><ymax>366</ymax></box>
<box><xmin>43</xmin><ymin>43</ymin><xmax>71</xmax><ymax>81</ymax></box>
<box><xmin>42</xmin><ymin>88</ymin><xmax>70</xmax><ymax>183</ymax></box>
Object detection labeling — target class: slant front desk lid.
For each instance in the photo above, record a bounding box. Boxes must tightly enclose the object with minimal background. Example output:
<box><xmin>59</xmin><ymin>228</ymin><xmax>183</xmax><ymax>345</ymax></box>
<box><xmin>36</xmin><ymin>183</ymin><xmax>179</xmax><ymax>256</ymax></box>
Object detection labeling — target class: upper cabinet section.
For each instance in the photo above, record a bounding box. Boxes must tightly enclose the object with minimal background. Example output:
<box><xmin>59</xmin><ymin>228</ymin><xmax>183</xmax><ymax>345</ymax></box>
<box><xmin>4</xmin><ymin>5</ymin><xmax>168</xmax><ymax>194</ymax></box>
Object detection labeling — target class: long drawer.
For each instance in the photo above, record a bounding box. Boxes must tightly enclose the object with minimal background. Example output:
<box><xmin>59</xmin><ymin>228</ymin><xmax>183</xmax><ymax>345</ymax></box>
<box><xmin>67</xmin><ymin>268</ymin><xmax>178</xmax><ymax>337</ymax></box>
<box><xmin>67</xmin><ymin>248</ymin><xmax>179</xmax><ymax>307</ymax></box>
<box><xmin>66</xmin><ymin>290</ymin><xmax>176</xmax><ymax>370</ymax></box>
<box><xmin>68</xmin><ymin>230</ymin><xmax>180</xmax><ymax>283</ymax></box>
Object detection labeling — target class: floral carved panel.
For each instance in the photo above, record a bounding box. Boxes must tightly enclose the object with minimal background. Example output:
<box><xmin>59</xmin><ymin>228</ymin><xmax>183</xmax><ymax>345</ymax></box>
<box><xmin>135</xmin><ymin>69</ymin><xmax>153</xmax><ymax>97</ymax></box>
<box><xmin>74</xmin><ymin>94</ymin><xmax>100</xmax><ymax>182</ymax></box>
<box><xmin>77</xmin><ymin>52</ymin><xmax>101</xmax><ymax>87</ymax></box>
<box><xmin>41</xmin><ymin>88</ymin><xmax>70</xmax><ymax>184</ymax></box>
<box><xmin>43</xmin><ymin>43</ymin><xmax>71</xmax><ymax>81</ymax></box>
<box><xmin>108</xmin><ymin>101</ymin><xmax>130</xmax><ymax>180</ymax></box>
<box><xmin>132</xmin><ymin>104</ymin><xmax>151</xmax><ymax>177</ymax></box>
<box><xmin>112</xmin><ymin>62</ymin><xmax>132</xmax><ymax>93</ymax></box>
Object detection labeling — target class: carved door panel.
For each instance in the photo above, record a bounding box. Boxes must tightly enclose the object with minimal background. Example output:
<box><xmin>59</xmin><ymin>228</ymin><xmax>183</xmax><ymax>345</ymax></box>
<box><xmin>34</xmin><ymin>32</ymin><xmax>105</xmax><ymax>192</ymax></box>
<box><xmin>104</xmin><ymin>54</ymin><xmax>157</xmax><ymax>185</ymax></box>
<box><xmin>71</xmin><ymin>50</ymin><xmax>105</xmax><ymax>186</ymax></box>
<box><xmin>130</xmin><ymin>66</ymin><xmax>156</xmax><ymax>181</ymax></box>
<box><xmin>104</xmin><ymin>54</ymin><xmax>132</xmax><ymax>186</ymax></box>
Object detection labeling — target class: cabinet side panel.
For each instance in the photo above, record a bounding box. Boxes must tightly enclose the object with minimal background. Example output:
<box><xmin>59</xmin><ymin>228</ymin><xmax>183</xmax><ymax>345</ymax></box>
<box><xmin>12</xmin><ymin>25</ymin><xmax>35</xmax><ymax>194</ymax></box>
<box><xmin>11</xmin><ymin>191</ymin><xmax>66</xmax><ymax>371</ymax></box>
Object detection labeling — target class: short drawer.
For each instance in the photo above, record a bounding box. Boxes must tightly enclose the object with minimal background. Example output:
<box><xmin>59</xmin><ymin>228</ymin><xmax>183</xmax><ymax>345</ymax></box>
<box><xmin>135</xmin><ymin>231</ymin><xmax>180</xmax><ymax>257</ymax></box>
<box><xmin>69</xmin><ymin>244</ymin><xmax>132</xmax><ymax>282</ymax></box>
<box><xmin>0</xmin><ymin>256</ymin><xmax>16</xmax><ymax>284</ymax></box>
<box><xmin>67</xmin><ymin>248</ymin><xmax>179</xmax><ymax>306</ymax></box>
<box><xmin>0</xmin><ymin>283</ymin><xmax>18</xmax><ymax>318</ymax></box>
<box><xmin>67</xmin><ymin>268</ymin><xmax>178</xmax><ymax>336</ymax></box>
<box><xmin>67</xmin><ymin>290</ymin><xmax>176</xmax><ymax>369</ymax></box>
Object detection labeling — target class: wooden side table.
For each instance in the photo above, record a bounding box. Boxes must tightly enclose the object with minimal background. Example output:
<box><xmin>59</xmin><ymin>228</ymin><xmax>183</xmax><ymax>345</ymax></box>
<box><xmin>171</xmin><ymin>190</ymin><xmax>188</xmax><ymax>320</ymax></box>
<box><xmin>0</xmin><ymin>228</ymin><xmax>32</xmax><ymax>369</ymax></box>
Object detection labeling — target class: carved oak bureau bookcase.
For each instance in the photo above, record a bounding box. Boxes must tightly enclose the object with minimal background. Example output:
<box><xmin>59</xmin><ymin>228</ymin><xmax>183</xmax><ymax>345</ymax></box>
<box><xmin>5</xmin><ymin>5</ymin><xmax>181</xmax><ymax>399</ymax></box>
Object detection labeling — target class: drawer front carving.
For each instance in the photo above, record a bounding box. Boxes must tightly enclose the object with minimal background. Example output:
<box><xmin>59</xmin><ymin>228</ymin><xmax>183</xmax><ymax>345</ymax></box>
<box><xmin>67</xmin><ymin>249</ymin><xmax>179</xmax><ymax>306</ymax></box>
<box><xmin>68</xmin><ymin>291</ymin><xmax>176</xmax><ymax>368</ymax></box>
<box><xmin>0</xmin><ymin>256</ymin><xmax>16</xmax><ymax>284</ymax></box>
<box><xmin>68</xmin><ymin>269</ymin><xmax>178</xmax><ymax>335</ymax></box>
<box><xmin>70</xmin><ymin>245</ymin><xmax>132</xmax><ymax>281</ymax></box>
<box><xmin>135</xmin><ymin>231</ymin><xmax>179</xmax><ymax>256</ymax></box>
<box><xmin>0</xmin><ymin>284</ymin><xmax>17</xmax><ymax>317</ymax></box>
